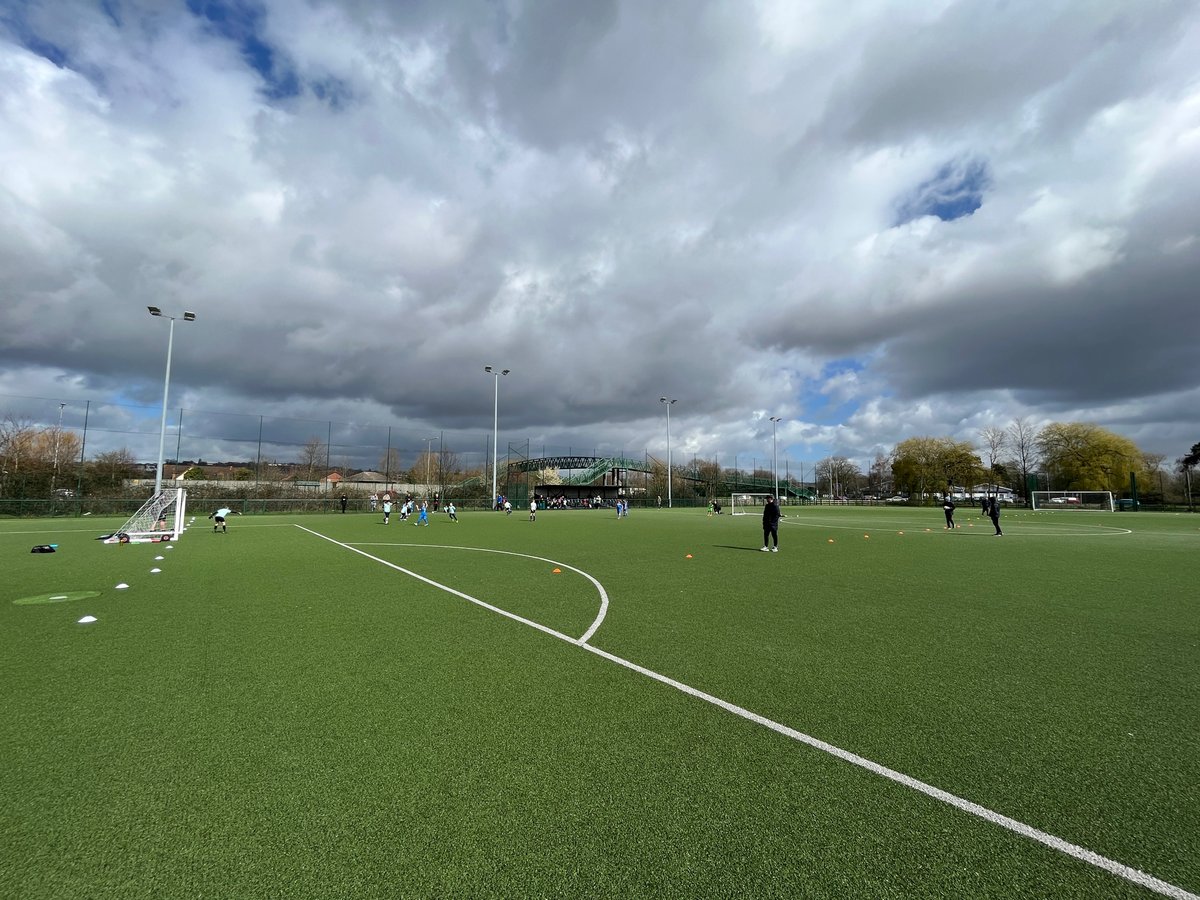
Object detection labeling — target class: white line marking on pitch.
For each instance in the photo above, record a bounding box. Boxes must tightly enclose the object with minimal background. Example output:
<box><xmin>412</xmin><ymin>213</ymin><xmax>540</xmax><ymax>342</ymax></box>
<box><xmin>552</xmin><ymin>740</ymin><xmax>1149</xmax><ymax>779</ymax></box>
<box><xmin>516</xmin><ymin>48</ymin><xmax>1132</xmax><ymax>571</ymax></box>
<box><xmin>350</xmin><ymin>541</ymin><xmax>609</xmax><ymax>644</ymax></box>
<box><xmin>296</xmin><ymin>524</ymin><xmax>1196</xmax><ymax>900</ymax></box>
<box><xmin>782</xmin><ymin>519</ymin><xmax>1133</xmax><ymax>536</ymax></box>
<box><xmin>296</xmin><ymin>527</ymin><xmax>608</xmax><ymax>645</ymax></box>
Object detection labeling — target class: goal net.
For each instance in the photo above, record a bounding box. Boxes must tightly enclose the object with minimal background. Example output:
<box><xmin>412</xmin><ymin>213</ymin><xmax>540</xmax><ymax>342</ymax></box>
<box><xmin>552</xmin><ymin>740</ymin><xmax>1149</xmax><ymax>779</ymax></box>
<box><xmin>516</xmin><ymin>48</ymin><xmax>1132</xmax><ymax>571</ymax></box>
<box><xmin>1030</xmin><ymin>490</ymin><xmax>1114</xmax><ymax>512</ymax></box>
<box><xmin>103</xmin><ymin>487</ymin><xmax>188</xmax><ymax>543</ymax></box>
<box><xmin>731</xmin><ymin>492</ymin><xmax>776</xmax><ymax>516</ymax></box>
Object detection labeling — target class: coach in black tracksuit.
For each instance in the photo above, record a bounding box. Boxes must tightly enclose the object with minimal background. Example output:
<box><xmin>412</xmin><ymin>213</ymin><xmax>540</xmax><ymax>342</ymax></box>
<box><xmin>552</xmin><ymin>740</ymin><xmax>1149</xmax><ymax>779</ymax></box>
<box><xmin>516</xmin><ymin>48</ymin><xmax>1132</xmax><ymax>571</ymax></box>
<box><xmin>988</xmin><ymin>496</ymin><xmax>1003</xmax><ymax>536</ymax></box>
<box><xmin>761</xmin><ymin>496</ymin><xmax>780</xmax><ymax>552</ymax></box>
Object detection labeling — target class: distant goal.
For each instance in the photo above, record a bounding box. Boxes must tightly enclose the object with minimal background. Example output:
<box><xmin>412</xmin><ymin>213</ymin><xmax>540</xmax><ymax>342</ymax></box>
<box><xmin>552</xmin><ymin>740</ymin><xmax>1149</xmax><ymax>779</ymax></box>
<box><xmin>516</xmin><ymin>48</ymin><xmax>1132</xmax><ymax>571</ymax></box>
<box><xmin>731</xmin><ymin>492</ymin><xmax>776</xmax><ymax>516</ymax></box>
<box><xmin>1030</xmin><ymin>490</ymin><xmax>1114</xmax><ymax>511</ymax></box>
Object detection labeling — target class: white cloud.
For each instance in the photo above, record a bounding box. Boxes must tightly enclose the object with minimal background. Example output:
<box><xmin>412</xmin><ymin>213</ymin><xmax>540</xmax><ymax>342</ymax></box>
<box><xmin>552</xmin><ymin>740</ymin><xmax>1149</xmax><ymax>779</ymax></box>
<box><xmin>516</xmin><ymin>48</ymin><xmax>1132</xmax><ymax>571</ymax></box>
<box><xmin>1</xmin><ymin>0</ymin><xmax>1197</xmax><ymax>475</ymax></box>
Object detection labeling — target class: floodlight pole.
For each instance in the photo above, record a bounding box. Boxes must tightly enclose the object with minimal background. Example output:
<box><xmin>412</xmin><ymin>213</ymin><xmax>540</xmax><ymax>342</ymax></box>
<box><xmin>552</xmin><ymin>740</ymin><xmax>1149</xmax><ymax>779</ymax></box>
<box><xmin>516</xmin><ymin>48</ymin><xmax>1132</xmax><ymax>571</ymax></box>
<box><xmin>660</xmin><ymin>397</ymin><xmax>677</xmax><ymax>508</ymax></box>
<box><xmin>423</xmin><ymin>436</ymin><xmax>436</xmax><ymax>498</ymax></box>
<box><xmin>148</xmin><ymin>307</ymin><xmax>195</xmax><ymax>497</ymax></box>
<box><xmin>485</xmin><ymin>366</ymin><xmax>509</xmax><ymax>509</ymax></box>
<box><xmin>769</xmin><ymin>416</ymin><xmax>782</xmax><ymax>503</ymax></box>
<box><xmin>50</xmin><ymin>402</ymin><xmax>66</xmax><ymax>498</ymax></box>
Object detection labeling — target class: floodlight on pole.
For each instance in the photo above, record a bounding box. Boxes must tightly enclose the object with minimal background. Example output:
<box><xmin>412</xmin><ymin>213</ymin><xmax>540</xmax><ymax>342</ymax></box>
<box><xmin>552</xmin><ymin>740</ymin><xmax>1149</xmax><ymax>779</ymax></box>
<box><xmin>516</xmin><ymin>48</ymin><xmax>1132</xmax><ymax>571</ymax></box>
<box><xmin>422</xmin><ymin>436</ymin><xmax>437</xmax><ymax>498</ymax></box>
<box><xmin>50</xmin><ymin>402</ymin><xmax>66</xmax><ymax>498</ymax></box>
<box><xmin>769</xmin><ymin>416</ymin><xmax>783</xmax><ymax>503</ymax></box>
<box><xmin>485</xmin><ymin>366</ymin><xmax>509</xmax><ymax>509</ymax></box>
<box><xmin>148</xmin><ymin>307</ymin><xmax>196</xmax><ymax>497</ymax></box>
<box><xmin>660</xmin><ymin>397</ymin><xmax>677</xmax><ymax>508</ymax></box>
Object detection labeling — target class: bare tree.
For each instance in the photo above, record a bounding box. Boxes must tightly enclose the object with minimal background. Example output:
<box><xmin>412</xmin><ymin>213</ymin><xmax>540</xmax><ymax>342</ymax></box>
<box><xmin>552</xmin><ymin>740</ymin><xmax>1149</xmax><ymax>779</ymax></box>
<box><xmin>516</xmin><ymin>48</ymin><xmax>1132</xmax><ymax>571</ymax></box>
<box><xmin>299</xmin><ymin>436</ymin><xmax>325</xmax><ymax>479</ymax></box>
<box><xmin>88</xmin><ymin>449</ymin><xmax>138</xmax><ymax>490</ymax></box>
<box><xmin>1142</xmin><ymin>452</ymin><xmax>1167</xmax><ymax>500</ymax></box>
<box><xmin>869</xmin><ymin>450</ymin><xmax>894</xmax><ymax>497</ymax></box>
<box><xmin>0</xmin><ymin>415</ymin><xmax>37</xmax><ymax>474</ymax></box>
<box><xmin>979</xmin><ymin>426</ymin><xmax>1009</xmax><ymax>489</ymax></box>
<box><xmin>379</xmin><ymin>448</ymin><xmax>401</xmax><ymax>479</ymax></box>
<box><xmin>1007</xmin><ymin>417</ymin><xmax>1041</xmax><ymax>503</ymax></box>
<box><xmin>437</xmin><ymin>447</ymin><xmax>462</xmax><ymax>490</ymax></box>
<box><xmin>814</xmin><ymin>455</ymin><xmax>862</xmax><ymax>498</ymax></box>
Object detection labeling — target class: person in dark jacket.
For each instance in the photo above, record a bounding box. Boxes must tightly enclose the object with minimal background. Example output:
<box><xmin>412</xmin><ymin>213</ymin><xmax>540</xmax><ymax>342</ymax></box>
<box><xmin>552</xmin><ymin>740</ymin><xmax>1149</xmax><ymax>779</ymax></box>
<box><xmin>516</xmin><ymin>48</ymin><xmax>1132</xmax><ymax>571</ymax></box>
<box><xmin>988</xmin><ymin>496</ymin><xmax>1003</xmax><ymax>536</ymax></box>
<box><xmin>943</xmin><ymin>496</ymin><xmax>957</xmax><ymax>529</ymax></box>
<box><xmin>761</xmin><ymin>496</ymin><xmax>781</xmax><ymax>552</ymax></box>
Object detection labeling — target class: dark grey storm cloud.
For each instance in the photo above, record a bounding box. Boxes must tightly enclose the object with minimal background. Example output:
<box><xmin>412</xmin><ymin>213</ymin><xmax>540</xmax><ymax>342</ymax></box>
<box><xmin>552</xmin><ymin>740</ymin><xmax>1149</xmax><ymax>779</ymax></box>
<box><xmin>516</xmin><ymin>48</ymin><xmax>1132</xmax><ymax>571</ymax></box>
<box><xmin>1</xmin><ymin>0</ymin><xmax>1198</xmax><ymax>471</ymax></box>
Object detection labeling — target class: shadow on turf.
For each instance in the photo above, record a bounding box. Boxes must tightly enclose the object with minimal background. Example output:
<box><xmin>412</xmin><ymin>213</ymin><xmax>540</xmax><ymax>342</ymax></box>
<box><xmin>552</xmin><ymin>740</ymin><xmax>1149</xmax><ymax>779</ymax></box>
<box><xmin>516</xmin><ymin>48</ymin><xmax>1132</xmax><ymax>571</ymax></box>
<box><xmin>713</xmin><ymin>544</ymin><xmax>775</xmax><ymax>553</ymax></box>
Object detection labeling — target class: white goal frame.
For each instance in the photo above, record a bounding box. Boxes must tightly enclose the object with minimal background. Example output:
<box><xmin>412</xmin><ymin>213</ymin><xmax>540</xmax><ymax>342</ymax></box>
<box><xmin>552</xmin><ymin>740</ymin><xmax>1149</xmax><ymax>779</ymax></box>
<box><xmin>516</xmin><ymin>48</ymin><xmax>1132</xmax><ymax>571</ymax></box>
<box><xmin>104</xmin><ymin>487</ymin><xmax>188</xmax><ymax>543</ymax></box>
<box><xmin>1030</xmin><ymin>490</ymin><xmax>1114</xmax><ymax>511</ymax></box>
<box><xmin>731</xmin><ymin>492</ymin><xmax>776</xmax><ymax>516</ymax></box>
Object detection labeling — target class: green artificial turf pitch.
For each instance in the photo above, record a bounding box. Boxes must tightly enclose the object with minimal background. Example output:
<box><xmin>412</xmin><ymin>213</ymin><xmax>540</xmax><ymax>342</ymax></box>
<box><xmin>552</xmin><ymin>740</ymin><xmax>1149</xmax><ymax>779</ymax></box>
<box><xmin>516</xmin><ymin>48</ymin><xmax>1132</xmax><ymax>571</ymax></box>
<box><xmin>1</xmin><ymin>506</ymin><xmax>1198</xmax><ymax>898</ymax></box>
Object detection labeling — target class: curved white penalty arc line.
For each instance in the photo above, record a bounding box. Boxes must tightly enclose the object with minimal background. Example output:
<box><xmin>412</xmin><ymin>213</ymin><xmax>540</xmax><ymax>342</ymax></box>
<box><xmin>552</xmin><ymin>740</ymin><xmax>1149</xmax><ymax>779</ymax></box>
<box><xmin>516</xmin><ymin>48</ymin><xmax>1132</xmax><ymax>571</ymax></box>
<box><xmin>317</xmin><ymin>532</ymin><xmax>610</xmax><ymax>644</ymax></box>
<box><xmin>298</xmin><ymin>526</ymin><xmax>1195</xmax><ymax>899</ymax></box>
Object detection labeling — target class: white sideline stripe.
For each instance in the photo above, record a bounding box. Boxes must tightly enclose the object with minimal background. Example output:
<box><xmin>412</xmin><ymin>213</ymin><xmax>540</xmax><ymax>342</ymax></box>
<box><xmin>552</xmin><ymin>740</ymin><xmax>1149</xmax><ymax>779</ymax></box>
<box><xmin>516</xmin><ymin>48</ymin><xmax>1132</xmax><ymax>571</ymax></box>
<box><xmin>781</xmin><ymin>519</ymin><xmax>1132</xmax><ymax>536</ymax></box>
<box><xmin>579</xmin><ymin>644</ymin><xmax>1197</xmax><ymax>900</ymax></box>
<box><xmin>296</xmin><ymin>525</ymin><xmax>1196</xmax><ymax>900</ymax></box>
<box><xmin>349</xmin><ymin>541</ymin><xmax>609</xmax><ymax>644</ymax></box>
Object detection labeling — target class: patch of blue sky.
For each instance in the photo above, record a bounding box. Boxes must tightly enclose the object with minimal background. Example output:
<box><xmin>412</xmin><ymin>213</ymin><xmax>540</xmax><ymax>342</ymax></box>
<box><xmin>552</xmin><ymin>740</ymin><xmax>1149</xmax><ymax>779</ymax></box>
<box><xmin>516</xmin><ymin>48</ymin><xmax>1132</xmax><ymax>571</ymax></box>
<box><xmin>803</xmin><ymin>358</ymin><xmax>871</xmax><ymax>426</ymax></box>
<box><xmin>3</xmin><ymin>2</ymin><xmax>71</xmax><ymax>68</ymax></box>
<box><xmin>186</xmin><ymin>0</ymin><xmax>300</xmax><ymax>100</ymax></box>
<box><xmin>99</xmin><ymin>0</ymin><xmax>121</xmax><ymax>28</ymax></box>
<box><xmin>105</xmin><ymin>390</ymin><xmax>163</xmax><ymax>416</ymax></box>
<box><xmin>311</xmin><ymin>75</ymin><xmax>355</xmax><ymax>111</ymax></box>
<box><xmin>894</xmin><ymin>157</ymin><xmax>991</xmax><ymax>226</ymax></box>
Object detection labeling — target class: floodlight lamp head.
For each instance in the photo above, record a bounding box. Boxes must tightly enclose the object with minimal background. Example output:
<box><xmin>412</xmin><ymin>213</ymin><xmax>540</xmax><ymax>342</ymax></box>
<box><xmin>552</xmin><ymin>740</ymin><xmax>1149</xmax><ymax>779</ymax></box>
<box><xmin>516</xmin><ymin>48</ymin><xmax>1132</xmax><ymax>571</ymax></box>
<box><xmin>501</xmin><ymin>368</ymin><xmax>510</xmax><ymax>376</ymax></box>
<box><xmin>183</xmin><ymin>311</ymin><xmax>196</xmax><ymax>322</ymax></box>
<box><xmin>148</xmin><ymin>306</ymin><xmax>162</xmax><ymax>316</ymax></box>
<box><xmin>485</xmin><ymin>365</ymin><xmax>493</xmax><ymax>373</ymax></box>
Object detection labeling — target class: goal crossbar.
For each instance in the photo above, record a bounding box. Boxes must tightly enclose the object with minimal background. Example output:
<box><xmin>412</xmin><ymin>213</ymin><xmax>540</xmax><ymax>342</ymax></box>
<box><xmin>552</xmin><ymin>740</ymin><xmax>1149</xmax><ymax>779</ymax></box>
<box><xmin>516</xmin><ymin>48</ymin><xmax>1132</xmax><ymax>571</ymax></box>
<box><xmin>731</xmin><ymin>492</ymin><xmax>776</xmax><ymax>516</ymax></box>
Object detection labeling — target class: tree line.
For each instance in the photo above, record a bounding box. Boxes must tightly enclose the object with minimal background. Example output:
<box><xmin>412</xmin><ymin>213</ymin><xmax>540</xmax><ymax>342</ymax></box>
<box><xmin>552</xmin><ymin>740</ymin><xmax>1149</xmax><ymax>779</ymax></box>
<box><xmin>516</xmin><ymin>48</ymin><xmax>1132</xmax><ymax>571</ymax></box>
<box><xmin>3</xmin><ymin>411</ymin><xmax>1196</xmax><ymax>506</ymax></box>
<box><xmin>815</xmin><ymin>419</ymin><xmax>1188</xmax><ymax>503</ymax></box>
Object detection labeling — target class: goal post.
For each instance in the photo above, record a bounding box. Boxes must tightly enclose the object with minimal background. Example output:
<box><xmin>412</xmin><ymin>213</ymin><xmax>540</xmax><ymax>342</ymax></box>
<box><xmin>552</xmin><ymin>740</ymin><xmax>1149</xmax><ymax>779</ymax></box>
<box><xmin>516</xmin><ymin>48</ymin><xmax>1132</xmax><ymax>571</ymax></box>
<box><xmin>730</xmin><ymin>492</ymin><xmax>776</xmax><ymax>516</ymax></box>
<box><xmin>104</xmin><ymin>487</ymin><xmax>188</xmax><ymax>543</ymax></box>
<box><xmin>1030</xmin><ymin>490</ymin><xmax>1114</xmax><ymax>511</ymax></box>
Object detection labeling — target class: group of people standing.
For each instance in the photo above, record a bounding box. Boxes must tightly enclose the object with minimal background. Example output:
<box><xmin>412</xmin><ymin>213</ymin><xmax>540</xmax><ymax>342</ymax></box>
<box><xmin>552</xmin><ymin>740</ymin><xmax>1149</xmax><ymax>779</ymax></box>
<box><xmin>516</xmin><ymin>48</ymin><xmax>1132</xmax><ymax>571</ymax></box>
<box><xmin>380</xmin><ymin>496</ymin><xmax>454</xmax><ymax>526</ymax></box>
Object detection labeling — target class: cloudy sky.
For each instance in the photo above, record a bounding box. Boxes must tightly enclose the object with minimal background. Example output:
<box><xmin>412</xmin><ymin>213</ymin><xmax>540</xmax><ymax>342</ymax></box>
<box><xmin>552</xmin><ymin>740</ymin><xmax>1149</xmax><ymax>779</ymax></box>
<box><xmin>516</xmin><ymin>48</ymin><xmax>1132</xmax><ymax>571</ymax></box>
<box><xmin>2</xmin><ymin>0</ymin><xmax>1198</xmax><ymax>473</ymax></box>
